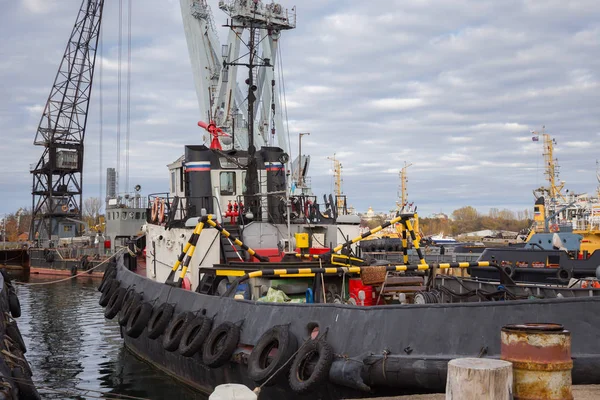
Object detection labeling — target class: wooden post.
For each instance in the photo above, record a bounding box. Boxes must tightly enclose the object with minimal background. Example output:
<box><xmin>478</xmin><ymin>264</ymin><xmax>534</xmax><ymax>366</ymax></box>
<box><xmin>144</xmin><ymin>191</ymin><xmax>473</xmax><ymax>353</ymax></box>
<box><xmin>446</xmin><ymin>358</ymin><xmax>513</xmax><ymax>400</ymax></box>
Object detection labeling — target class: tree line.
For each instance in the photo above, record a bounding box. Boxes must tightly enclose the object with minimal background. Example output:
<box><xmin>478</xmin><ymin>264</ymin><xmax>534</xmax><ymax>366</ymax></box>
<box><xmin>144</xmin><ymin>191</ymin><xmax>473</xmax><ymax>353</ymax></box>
<box><xmin>360</xmin><ymin>206</ymin><xmax>532</xmax><ymax>236</ymax></box>
<box><xmin>1</xmin><ymin>197</ymin><xmax>104</xmax><ymax>241</ymax></box>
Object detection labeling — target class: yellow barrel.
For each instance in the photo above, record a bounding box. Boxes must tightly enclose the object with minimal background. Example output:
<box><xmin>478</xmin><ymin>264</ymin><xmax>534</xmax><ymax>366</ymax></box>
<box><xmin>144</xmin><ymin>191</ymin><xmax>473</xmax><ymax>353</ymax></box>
<box><xmin>501</xmin><ymin>323</ymin><xmax>573</xmax><ymax>400</ymax></box>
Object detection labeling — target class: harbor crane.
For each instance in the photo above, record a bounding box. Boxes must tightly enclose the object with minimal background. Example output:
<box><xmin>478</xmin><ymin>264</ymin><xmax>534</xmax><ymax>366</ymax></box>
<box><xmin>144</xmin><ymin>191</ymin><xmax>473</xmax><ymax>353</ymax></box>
<box><xmin>30</xmin><ymin>1</ymin><xmax>105</xmax><ymax>241</ymax></box>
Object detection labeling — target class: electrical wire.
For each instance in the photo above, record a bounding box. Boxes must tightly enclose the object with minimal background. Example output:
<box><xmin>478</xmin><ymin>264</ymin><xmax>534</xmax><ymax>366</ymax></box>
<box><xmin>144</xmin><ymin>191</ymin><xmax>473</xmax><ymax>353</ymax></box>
<box><xmin>117</xmin><ymin>0</ymin><xmax>123</xmax><ymax>194</ymax></box>
<box><xmin>125</xmin><ymin>0</ymin><xmax>132</xmax><ymax>192</ymax></box>
<box><xmin>277</xmin><ymin>42</ymin><xmax>293</xmax><ymax>179</ymax></box>
<box><xmin>99</xmin><ymin>18</ymin><xmax>103</xmax><ymax>202</ymax></box>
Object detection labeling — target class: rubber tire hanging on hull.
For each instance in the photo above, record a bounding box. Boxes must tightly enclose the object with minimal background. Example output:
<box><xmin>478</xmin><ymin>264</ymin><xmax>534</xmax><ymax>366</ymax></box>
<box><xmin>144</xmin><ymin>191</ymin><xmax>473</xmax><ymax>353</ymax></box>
<box><xmin>99</xmin><ymin>279</ymin><xmax>119</xmax><ymax>307</ymax></box>
<box><xmin>98</xmin><ymin>265</ymin><xmax>116</xmax><ymax>292</ymax></box>
<box><xmin>104</xmin><ymin>287</ymin><xmax>127</xmax><ymax>319</ymax></box>
<box><xmin>11</xmin><ymin>367</ymin><xmax>41</xmax><ymax>400</ymax></box>
<box><xmin>8</xmin><ymin>289</ymin><xmax>21</xmax><ymax>318</ymax></box>
<box><xmin>202</xmin><ymin>322</ymin><xmax>241</xmax><ymax>368</ymax></box>
<box><xmin>557</xmin><ymin>268</ymin><xmax>573</xmax><ymax>284</ymax></box>
<box><xmin>147</xmin><ymin>303</ymin><xmax>175</xmax><ymax>339</ymax></box>
<box><xmin>126</xmin><ymin>302</ymin><xmax>153</xmax><ymax>338</ymax></box>
<box><xmin>248</xmin><ymin>325</ymin><xmax>298</xmax><ymax>385</ymax></box>
<box><xmin>6</xmin><ymin>322</ymin><xmax>26</xmax><ymax>354</ymax></box>
<box><xmin>162</xmin><ymin>312</ymin><xmax>194</xmax><ymax>352</ymax></box>
<box><xmin>288</xmin><ymin>339</ymin><xmax>334</xmax><ymax>394</ymax></box>
<box><xmin>178</xmin><ymin>316</ymin><xmax>212</xmax><ymax>357</ymax></box>
<box><xmin>119</xmin><ymin>291</ymin><xmax>141</xmax><ymax>327</ymax></box>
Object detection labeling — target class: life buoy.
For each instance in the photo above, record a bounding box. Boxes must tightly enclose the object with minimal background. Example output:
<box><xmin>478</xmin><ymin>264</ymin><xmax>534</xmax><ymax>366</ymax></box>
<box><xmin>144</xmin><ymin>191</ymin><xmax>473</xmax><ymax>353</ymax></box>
<box><xmin>125</xmin><ymin>301</ymin><xmax>153</xmax><ymax>338</ymax></box>
<box><xmin>104</xmin><ymin>287</ymin><xmax>127</xmax><ymax>319</ymax></box>
<box><xmin>549</xmin><ymin>224</ymin><xmax>559</xmax><ymax>233</ymax></box>
<box><xmin>179</xmin><ymin>316</ymin><xmax>213</xmax><ymax>357</ymax></box>
<box><xmin>202</xmin><ymin>321</ymin><xmax>241</xmax><ymax>368</ymax></box>
<box><xmin>248</xmin><ymin>325</ymin><xmax>298</xmax><ymax>385</ymax></box>
<box><xmin>151</xmin><ymin>198</ymin><xmax>160</xmax><ymax>222</ymax></box>
<box><xmin>163</xmin><ymin>312</ymin><xmax>194</xmax><ymax>352</ymax></box>
<box><xmin>556</xmin><ymin>268</ymin><xmax>572</xmax><ymax>284</ymax></box>
<box><xmin>147</xmin><ymin>303</ymin><xmax>175</xmax><ymax>339</ymax></box>
<box><xmin>158</xmin><ymin>199</ymin><xmax>166</xmax><ymax>224</ymax></box>
<box><xmin>61</xmin><ymin>204</ymin><xmax>68</xmax><ymax>212</ymax></box>
<box><xmin>288</xmin><ymin>339</ymin><xmax>334</xmax><ymax>393</ymax></box>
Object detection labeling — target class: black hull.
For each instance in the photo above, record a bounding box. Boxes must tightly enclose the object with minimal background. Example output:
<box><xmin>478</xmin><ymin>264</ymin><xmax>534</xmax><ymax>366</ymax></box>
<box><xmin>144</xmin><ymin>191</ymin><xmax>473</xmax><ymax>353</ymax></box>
<box><xmin>474</xmin><ymin>247</ymin><xmax>600</xmax><ymax>284</ymax></box>
<box><xmin>113</xmin><ymin>263</ymin><xmax>600</xmax><ymax>399</ymax></box>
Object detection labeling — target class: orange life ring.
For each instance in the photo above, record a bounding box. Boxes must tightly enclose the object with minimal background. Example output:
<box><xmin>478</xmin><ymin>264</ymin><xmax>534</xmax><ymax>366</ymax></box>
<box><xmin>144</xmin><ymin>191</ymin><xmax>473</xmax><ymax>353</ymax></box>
<box><xmin>549</xmin><ymin>224</ymin><xmax>559</xmax><ymax>232</ymax></box>
<box><xmin>61</xmin><ymin>205</ymin><xmax>68</xmax><ymax>212</ymax></box>
<box><xmin>158</xmin><ymin>199</ymin><xmax>166</xmax><ymax>224</ymax></box>
<box><xmin>151</xmin><ymin>198</ymin><xmax>159</xmax><ymax>222</ymax></box>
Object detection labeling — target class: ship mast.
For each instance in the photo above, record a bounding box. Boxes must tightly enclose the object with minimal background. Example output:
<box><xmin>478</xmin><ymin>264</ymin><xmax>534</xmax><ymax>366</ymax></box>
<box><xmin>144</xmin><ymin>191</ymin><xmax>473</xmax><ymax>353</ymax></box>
<box><xmin>398</xmin><ymin>162</ymin><xmax>413</xmax><ymax>210</ymax></box>
<box><xmin>327</xmin><ymin>153</ymin><xmax>344</xmax><ymax>210</ymax></box>
<box><xmin>532</xmin><ymin>128</ymin><xmax>565</xmax><ymax>203</ymax></box>
<box><xmin>219</xmin><ymin>1</ymin><xmax>296</xmax><ymax>219</ymax></box>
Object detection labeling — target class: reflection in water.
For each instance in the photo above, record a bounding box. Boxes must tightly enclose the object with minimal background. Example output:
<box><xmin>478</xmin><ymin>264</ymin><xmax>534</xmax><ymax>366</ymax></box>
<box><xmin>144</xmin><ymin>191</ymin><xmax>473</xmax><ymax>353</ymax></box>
<box><xmin>14</xmin><ymin>275</ymin><xmax>206</xmax><ymax>400</ymax></box>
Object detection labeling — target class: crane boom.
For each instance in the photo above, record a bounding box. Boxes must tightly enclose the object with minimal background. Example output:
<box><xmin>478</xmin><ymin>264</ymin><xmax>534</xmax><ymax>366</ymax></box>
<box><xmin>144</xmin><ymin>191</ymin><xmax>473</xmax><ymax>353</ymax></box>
<box><xmin>30</xmin><ymin>0</ymin><xmax>105</xmax><ymax>241</ymax></box>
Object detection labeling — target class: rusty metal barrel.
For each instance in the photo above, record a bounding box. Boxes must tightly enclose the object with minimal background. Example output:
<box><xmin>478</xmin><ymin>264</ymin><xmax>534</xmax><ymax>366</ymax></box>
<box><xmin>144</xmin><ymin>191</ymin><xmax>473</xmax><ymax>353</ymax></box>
<box><xmin>501</xmin><ymin>323</ymin><xmax>573</xmax><ymax>400</ymax></box>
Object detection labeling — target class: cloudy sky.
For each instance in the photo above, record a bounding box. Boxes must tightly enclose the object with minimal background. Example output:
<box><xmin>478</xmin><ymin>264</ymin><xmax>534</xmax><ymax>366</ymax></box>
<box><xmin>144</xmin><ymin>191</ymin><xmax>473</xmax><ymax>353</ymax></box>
<box><xmin>1</xmin><ymin>0</ymin><xmax>599</xmax><ymax>218</ymax></box>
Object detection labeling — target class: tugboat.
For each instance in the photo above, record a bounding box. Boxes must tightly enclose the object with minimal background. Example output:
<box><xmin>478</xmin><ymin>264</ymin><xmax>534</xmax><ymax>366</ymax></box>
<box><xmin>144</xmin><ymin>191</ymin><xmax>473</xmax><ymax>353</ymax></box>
<box><xmin>97</xmin><ymin>3</ymin><xmax>600</xmax><ymax>399</ymax></box>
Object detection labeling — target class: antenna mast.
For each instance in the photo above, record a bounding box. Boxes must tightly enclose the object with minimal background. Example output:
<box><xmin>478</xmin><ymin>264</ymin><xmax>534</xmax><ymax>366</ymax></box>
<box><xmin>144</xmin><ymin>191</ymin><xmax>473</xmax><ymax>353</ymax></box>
<box><xmin>327</xmin><ymin>153</ymin><xmax>344</xmax><ymax>209</ymax></box>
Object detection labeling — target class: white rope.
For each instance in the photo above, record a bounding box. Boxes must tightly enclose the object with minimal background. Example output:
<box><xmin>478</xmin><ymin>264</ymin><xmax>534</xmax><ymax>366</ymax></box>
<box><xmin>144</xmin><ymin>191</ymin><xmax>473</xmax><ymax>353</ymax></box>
<box><xmin>14</xmin><ymin>248</ymin><xmax>127</xmax><ymax>286</ymax></box>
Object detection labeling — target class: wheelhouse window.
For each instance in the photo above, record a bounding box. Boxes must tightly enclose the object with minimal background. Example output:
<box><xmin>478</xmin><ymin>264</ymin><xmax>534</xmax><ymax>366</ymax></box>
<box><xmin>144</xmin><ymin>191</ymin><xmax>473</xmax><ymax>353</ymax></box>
<box><xmin>171</xmin><ymin>171</ymin><xmax>176</xmax><ymax>193</ymax></box>
<box><xmin>220</xmin><ymin>172</ymin><xmax>236</xmax><ymax>195</ymax></box>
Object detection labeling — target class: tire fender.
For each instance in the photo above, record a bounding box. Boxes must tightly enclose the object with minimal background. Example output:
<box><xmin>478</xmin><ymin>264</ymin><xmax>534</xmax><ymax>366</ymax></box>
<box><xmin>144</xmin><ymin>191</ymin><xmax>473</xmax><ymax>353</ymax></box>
<box><xmin>99</xmin><ymin>279</ymin><xmax>119</xmax><ymax>307</ymax></box>
<box><xmin>104</xmin><ymin>287</ymin><xmax>127</xmax><ymax>320</ymax></box>
<box><xmin>179</xmin><ymin>316</ymin><xmax>213</xmax><ymax>357</ymax></box>
<box><xmin>557</xmin><ymin>268</ymin><xmax>573</xmax><ymax>284</ymax></box>
<box><xmin>6</xmin><ymin>322</ymin><xmax>26</xmax><ymax>354</ymax></box>
<box><xmin>162</xmin><ymin>312</ymin><xmax>194</xmax><ymax>352</ymax></box>
<box><xmin>147</xmin><ymin>303</ymin><xmax>175</xmax><ymax>339</ymax></box>
<box><xmin>125</xmin><ymin>302</ymin><xmax>153</xmax><ymax>338</ymax></box>
<box><xmin>288</xmin><ymin>339</ymin><xmax>334</xmax><ymax>394</ymax></box>
<box><xmin>248</xmin><ymin>325</ymin><xmax>298</xmax><ymax>385</ymax></box>
<box><xmin>202</xmin><ymin>321</ymin><xmax>241</xmax><ymax>368</ymax></box>
<box><xmin>119</xmin><ymin>291</ymin><xmax>141</xmax><ymax>327</ymax></box>
<box><xmin>8</xmin><ymin>289</ymin><xmax>21</xmax><ymax>318</ymax></box>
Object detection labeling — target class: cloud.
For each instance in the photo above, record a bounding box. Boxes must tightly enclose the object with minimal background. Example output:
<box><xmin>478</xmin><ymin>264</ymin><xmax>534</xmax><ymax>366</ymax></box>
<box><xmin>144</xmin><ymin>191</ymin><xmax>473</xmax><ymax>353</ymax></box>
<box><xmin>1</xmin><ymin>0</ymin><xmax>599</xmax><ymax>218</ymax></box>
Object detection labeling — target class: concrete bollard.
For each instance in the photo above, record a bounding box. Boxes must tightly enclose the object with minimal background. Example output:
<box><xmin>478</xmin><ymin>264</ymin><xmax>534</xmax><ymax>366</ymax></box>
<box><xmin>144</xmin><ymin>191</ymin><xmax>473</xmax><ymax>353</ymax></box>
<box><xmin>446</xmin><ymin>358</ymin><xmax>513</xmax><ymax>400</ymax></box>
<box><xmin>209</xmin><ymin>384</ymin><xmax>257</xmax><ymax>400</ymax></box>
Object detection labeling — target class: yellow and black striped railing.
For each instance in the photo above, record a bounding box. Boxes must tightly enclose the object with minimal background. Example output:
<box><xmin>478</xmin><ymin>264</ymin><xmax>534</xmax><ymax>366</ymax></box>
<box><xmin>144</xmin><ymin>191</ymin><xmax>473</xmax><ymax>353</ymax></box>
<box><xmin>204</xmin><ymin>218</ymin><xmax>269</xmax><ymax>262</ymax></box>
<box><xmin>221</xmin><ymin>261</ymin><xmax>493</xmax><ymax>296</ymax></box>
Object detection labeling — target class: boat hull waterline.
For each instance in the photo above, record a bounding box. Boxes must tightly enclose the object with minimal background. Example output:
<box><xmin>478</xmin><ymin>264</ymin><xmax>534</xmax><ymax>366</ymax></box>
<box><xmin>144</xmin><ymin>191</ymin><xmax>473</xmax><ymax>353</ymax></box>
<box><xmin>106</xmin><ymin>261</ymin><xmax>600</xmax><ymax>399</ymax></box>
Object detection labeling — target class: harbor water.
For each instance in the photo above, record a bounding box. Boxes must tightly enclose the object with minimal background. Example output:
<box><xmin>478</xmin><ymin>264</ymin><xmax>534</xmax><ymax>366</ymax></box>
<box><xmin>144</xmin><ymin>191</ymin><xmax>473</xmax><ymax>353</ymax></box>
<box><xmin>14</xmin><ymin>274</ymin><xmax>207</xmax><ymax>400</ymax></box>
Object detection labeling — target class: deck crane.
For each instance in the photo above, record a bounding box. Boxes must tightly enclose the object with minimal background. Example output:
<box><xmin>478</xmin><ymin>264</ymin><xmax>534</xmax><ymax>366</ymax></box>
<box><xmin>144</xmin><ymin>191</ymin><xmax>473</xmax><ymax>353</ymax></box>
<box><xmin>180</xmin><ymin>0</ymin><xmax>293</xmax><ymax>151</ymax></box>
<box><xmin>30</xmin><ymin>0</ymin><xmax>104</xmax><ymax>240</ymax></box>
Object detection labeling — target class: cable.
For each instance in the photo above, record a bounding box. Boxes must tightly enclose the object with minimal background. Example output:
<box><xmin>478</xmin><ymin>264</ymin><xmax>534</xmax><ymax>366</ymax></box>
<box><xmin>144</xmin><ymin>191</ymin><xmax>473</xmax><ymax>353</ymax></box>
<box><xmin>125</xmin><ymin>0</ymin><xmax>132</xmax><ymax>192</ymax></box>
<box><xmin>277</xmin><ymin>42</ymin><xmax>293</xmax><ymax>178</ymax></box>
<box><xmin>99</xmin><ymin>18</ymin><xmax>103</xmax><ymax>203</ymax></box>
<box><xmin>14</xmin><ymin>248</ymin><xmax>127</xmax><ymax>286</ymax></box>
<box><xmin>116</xmin><ymin>0</ymin><xmax>123</xmax><ymax>194</ymax></box>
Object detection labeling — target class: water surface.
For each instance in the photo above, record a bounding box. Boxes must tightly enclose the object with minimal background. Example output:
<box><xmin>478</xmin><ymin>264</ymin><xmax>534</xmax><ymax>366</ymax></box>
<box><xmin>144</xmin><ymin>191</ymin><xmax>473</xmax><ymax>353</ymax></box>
<box><xmin>15</xmin><ymin>275</ymin><xmax>207</xmax><ymax>399</ymax></box>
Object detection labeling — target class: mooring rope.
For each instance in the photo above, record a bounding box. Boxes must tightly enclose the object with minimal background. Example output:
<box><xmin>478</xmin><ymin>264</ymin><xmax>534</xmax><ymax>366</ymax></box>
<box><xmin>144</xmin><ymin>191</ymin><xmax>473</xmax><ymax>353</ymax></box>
<box><xmin>13</xmin><ymin>248</ymin><xmax>128</xmax><ymax>286</ymax></box>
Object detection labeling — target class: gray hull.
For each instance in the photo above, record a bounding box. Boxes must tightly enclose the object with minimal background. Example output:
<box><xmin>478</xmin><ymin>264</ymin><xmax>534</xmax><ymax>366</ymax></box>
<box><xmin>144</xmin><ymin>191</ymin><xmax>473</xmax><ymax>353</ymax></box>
<box><xmin>115</xmin><ymin>264</ymin><xmax>600</xmax><ymax>399</ymax></box>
